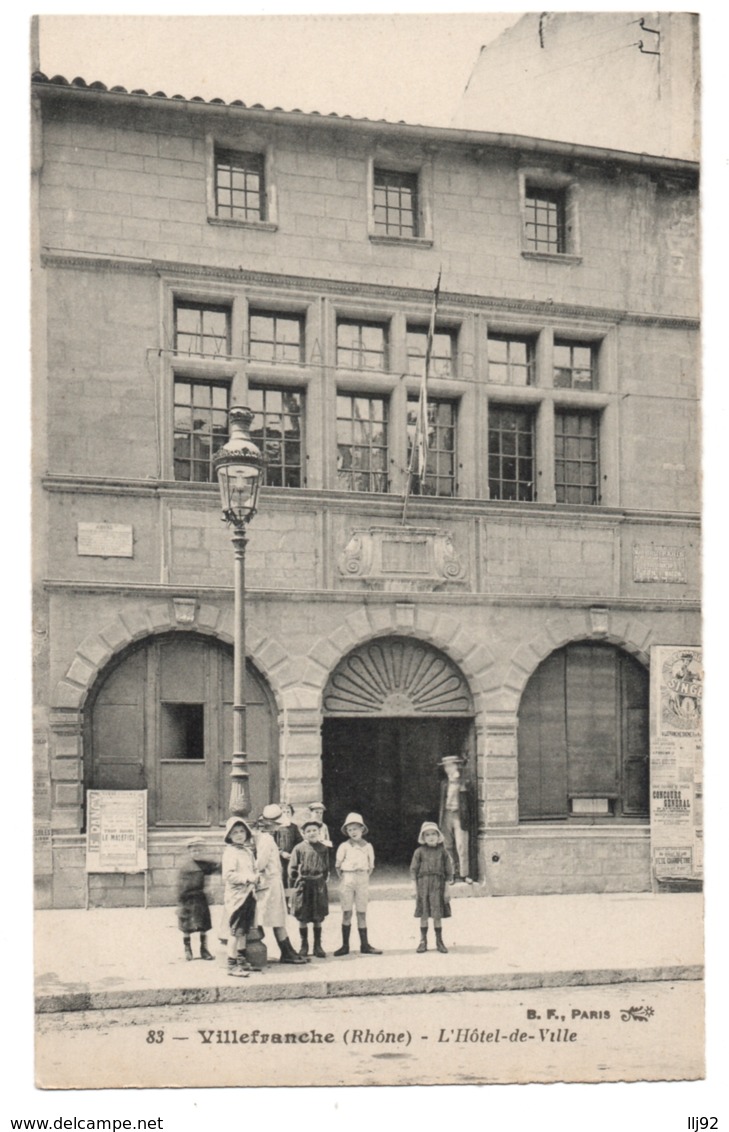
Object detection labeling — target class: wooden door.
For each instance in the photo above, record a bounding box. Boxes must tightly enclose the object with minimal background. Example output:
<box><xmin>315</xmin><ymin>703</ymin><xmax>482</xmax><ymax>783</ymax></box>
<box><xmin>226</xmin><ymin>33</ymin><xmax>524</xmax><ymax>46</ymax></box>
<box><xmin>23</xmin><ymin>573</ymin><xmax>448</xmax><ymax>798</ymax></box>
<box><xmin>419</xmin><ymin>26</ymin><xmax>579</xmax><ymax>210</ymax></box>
<box><xmin>89</xmin><ymin>633</ymin><xmax>278</xmax><ymax>827</ymax></box>
<box><xmin>518</xmin><ymin>644</ymin><xmax>649</xmax><ymax>821</ymax></box>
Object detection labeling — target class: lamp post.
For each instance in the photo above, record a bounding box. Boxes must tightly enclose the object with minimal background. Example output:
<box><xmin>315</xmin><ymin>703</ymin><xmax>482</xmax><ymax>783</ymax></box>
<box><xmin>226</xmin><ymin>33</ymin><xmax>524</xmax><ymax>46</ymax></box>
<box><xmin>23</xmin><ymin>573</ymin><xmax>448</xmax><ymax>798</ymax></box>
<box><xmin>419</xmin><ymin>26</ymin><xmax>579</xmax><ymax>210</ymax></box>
<box><xmin>213</xmin><ymin>406</ymin><xmax>263</xmax><ymax>817</ymax></box>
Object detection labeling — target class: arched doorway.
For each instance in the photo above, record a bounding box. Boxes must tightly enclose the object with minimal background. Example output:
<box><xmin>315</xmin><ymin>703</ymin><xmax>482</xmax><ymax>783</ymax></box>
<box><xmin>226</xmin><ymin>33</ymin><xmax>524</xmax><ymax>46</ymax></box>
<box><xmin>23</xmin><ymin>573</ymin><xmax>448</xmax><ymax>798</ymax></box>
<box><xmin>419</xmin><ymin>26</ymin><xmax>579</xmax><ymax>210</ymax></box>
<box><xmin>322</xmin><ymin>636</ymin><xmax>475</xmax><ymax>866</ymax></box>
<box><xmin>86</xmin><ymin>632</ymin><xmax>278</xmax><ymax>826</ymax></box>
<box><xmin>518</xmin><ymin>641</ymin><xmax>649</xmax><ymax>822</ymax></box>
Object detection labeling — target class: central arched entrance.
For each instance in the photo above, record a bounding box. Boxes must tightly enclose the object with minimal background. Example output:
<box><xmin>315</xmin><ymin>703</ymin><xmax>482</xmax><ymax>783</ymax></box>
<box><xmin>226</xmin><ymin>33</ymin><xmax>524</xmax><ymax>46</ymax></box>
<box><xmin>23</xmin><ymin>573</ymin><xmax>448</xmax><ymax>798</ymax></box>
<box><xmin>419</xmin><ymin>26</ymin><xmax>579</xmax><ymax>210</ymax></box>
<box><xmin>321</xmin><ymin>637</ymin><xmax>475</xmax><ymax>866</ymax></box>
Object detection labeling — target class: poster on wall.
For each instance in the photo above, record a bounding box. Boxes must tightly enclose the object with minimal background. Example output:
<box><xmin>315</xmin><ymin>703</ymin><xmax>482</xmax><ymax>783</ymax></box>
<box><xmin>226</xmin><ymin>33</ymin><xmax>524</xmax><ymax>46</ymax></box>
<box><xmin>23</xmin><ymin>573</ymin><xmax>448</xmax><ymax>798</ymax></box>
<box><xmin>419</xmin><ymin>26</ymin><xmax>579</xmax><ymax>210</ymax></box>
<box><xmin>85</xmin><ymin>790</ymin><xmax>148</xmax><ymax>873</ymax></box>
<box><xmin>650</xmin><ymin>646</ymin><xmax>702</xmax><ymax>884</ymax></box>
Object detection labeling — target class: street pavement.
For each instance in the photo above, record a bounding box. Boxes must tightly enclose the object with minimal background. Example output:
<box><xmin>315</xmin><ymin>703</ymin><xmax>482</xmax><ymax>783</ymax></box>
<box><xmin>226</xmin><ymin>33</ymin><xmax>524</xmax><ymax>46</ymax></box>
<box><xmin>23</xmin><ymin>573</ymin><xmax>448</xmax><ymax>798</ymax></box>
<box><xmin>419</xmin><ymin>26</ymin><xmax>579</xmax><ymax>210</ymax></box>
<box><xmin>34</xmin><ymin>890</ymin><xmax>704</xmax><ymax>1014</ymax></box>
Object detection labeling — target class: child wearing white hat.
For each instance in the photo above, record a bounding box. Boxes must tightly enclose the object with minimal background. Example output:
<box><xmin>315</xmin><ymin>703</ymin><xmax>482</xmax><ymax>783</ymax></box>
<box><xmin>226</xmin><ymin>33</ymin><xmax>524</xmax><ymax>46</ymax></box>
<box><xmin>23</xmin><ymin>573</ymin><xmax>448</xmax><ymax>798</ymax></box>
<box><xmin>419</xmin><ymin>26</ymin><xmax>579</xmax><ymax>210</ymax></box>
<box><xmin>253</xmin><ymin>804</ymin><xmax>308</xmax><ymax>965</ymax></box>
<box><xmin>333</xmin><ymin>813</ymin><xmax>381</xmax><ymax>956</ymax></box>
<box><xmin>410</xmin><ymin>821</ymin><xmax>454</xmax><ymax>954</ymax></box>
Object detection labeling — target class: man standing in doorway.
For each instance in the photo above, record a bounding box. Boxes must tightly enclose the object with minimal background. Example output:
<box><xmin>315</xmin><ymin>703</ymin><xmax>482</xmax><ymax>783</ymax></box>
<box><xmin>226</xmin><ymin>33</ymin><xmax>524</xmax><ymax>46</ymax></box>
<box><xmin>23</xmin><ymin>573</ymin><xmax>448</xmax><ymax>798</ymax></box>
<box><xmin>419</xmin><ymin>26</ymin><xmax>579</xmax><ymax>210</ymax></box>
<box><xmin>438</xmin><ymin>755</ymin><xmax>474</xmax><ymax>884</ymax></box>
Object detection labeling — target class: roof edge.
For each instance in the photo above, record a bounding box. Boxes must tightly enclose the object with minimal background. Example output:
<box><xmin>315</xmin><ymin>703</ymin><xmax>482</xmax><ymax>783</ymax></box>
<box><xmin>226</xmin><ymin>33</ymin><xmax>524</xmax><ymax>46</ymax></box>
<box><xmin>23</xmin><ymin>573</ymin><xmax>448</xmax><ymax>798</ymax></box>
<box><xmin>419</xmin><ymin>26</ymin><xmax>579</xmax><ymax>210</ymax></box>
<box><xmin>31</xmin><ymin>72</ymin><xmax>699</xmax><ymax>176</ymax></box>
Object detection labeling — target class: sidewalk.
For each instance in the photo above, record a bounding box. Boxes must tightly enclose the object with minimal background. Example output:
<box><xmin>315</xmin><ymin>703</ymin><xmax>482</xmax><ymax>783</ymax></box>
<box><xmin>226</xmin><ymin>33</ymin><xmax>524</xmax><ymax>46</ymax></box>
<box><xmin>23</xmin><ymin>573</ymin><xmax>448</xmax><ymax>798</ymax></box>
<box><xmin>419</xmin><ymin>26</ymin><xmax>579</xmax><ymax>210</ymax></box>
<box><xmin>35</xmin><ymin>891</ymin><xmax>704</xmax><ymax>1014</ymax></box>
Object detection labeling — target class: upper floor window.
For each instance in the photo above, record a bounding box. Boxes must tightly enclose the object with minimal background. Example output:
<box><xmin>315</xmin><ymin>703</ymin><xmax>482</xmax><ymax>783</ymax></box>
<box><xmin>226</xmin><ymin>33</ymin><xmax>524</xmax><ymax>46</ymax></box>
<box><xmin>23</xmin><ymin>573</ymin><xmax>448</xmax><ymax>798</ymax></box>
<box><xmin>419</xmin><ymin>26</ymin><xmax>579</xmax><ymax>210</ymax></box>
<box><xmin>554</xmin><ymin>409</ymin><xmax>600</xmax><ymax>504</ymax></box>
<box><xmin>407</xmin><ymin>326</ymin><xmax>456</xmax><ymax>378</ymax></box>
<box><xmin>248</xmin><ymin>386</ymin><xmax>305</xmax><ymax>489</ymax></box>
<box><xmin>215</xmin><ymin>149</ymin><xmax>266</xmax><ymax>222</ymax></box>
<box><xmin>175</xmin><ymin>302</ymin><xmax>230</xmax><ymax>358</ymax></box>
<box><xmin>553</xmin><ymin>340</ymin><xmax>597</xmax><ymax>390</ymax></box>
<box><xmin>336</xmin><ymin>394</ymin><xmax>389</xmax><ymax>493</ymax></box>
<box><xmin>373</xmin><ymin>169</ymin><xmax>419</xmax><ymax>237</ymax></box>
<box><xmin>487</xmin><ymin>334</ymin><xmax>535</xmax><ymax>386</ymax></box>
<box><xmin>173</xmin><ymin>379</ymin><xmax>229</xmax><ymax>482</ymax></box>
<box><xmin>524</xmin><ymin>186</ymin><xmax>566</xmax><ymax>253</ymax></box>
<box><xmin>337</xmin><ymin>319</ymin><xmax>388</xmax><ymax>371</ymax></box>
<box><xmin>488</xmin><ymin>405</ymin><xmax>536</xmax><ymax>502</ymax></box>
<box><xmin>406</xmin><ymin>397</ymin><xmax>456</xmax><ymax>497</ymax></box>
<box><xmin>249</xmin><ymin>310</ymin><xmax>304</xmax><ymax>364</ymax></box>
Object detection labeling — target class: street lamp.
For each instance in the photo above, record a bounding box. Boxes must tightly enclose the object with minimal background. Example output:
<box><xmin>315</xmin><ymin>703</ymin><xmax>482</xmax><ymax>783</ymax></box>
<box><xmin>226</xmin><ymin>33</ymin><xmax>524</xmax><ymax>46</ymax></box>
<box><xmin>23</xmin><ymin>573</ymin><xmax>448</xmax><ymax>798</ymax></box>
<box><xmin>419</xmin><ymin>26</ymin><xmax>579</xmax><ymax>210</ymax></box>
<box><xmin>213</xmin><ymin>405</ymin><xmax>263</xmax><ymax>817</ymax></box>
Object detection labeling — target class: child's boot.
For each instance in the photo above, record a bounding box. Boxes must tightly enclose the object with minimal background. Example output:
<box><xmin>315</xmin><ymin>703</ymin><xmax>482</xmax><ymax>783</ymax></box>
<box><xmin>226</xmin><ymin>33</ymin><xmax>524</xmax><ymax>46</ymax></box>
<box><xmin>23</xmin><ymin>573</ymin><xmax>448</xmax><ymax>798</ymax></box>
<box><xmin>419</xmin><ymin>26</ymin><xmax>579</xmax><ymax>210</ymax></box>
<box><xmin>227</xmin><ymin>955</ymin><xmax>250</xmax><ymax>978</ymax></box>
<box><xmin>313</xmin><ymin>925</ymin><xmax>326</xmax><ymax>958</ymax></box>
<box><xmin>435</xmin><ymin>928</ymin><xmax>449</xmax><ymax>954</ymax></box>
<box><xmin>358</xmin><ymin>927</ymin><xmax>382</xmax><ymax>955</ymax></box>
<box><xmin>199</xmin><ymin>934</ymin><xmax>214</xmax><ymax>960</ymax></box>
<box><xmin>183</xmin><ymin>936</ymin><xmax>193</xmax><ymax>961</ymax></box>
<box><xmin>416</xmin><ymin>927</ymin><xmax>428</xmax><ymax>953</ymax></box>
<box><xmin>299</xmin><ymin>926</ymin><xmax>309</xmax><ymax>957</ymax></box>
<box><xmin>333</xmin><ymin>923</ymin><xmax>351</xmax><ymax>956</ymax></box>
<box><xmin>279</xmin><ymin>936</ymin><xmax>308</xmax><ymax>964</ymax></box>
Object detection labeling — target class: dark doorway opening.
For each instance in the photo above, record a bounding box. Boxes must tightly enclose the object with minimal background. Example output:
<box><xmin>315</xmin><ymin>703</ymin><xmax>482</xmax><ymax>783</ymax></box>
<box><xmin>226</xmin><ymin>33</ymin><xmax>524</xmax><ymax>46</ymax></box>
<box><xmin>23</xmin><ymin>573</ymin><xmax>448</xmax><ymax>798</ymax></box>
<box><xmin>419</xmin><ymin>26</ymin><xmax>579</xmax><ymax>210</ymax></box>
<box><xmin>322</xmin><ymin>716</ymin><xmax>473</xmax><ymax>866</ymax></box>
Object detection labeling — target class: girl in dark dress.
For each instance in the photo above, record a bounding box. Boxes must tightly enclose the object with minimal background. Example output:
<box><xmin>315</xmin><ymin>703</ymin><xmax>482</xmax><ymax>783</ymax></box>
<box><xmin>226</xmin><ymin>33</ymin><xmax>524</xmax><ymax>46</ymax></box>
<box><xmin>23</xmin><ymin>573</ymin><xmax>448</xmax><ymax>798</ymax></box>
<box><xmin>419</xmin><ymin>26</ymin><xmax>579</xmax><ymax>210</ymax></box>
<box><xmin>176</xmin><ymin>838</ymin><xmax>221</xmax><ymax>961</ymax></box>
<box><xmin>273</xmin><ymin>802</ymin><xmax>303</xmax><ymax>889</ymax></box>
<box><xmin>410</xmin><ymin>821</ymin><xmax>454</xmax><ymax>954</ymax></box>
<box><xmin>288</xmin><ymin>819</ymin><xmax>330</xmax><ymax>957</ymax></box>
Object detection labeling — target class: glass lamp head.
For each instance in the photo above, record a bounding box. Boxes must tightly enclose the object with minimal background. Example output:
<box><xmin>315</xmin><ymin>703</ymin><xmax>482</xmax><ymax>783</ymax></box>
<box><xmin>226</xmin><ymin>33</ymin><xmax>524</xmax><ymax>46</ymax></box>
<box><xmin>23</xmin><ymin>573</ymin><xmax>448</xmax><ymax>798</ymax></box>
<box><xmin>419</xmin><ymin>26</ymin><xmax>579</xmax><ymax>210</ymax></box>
<box><xmin>213</xmin><ymin>406</ymin><xmax>263</xmax><ymax>525</ymax></box>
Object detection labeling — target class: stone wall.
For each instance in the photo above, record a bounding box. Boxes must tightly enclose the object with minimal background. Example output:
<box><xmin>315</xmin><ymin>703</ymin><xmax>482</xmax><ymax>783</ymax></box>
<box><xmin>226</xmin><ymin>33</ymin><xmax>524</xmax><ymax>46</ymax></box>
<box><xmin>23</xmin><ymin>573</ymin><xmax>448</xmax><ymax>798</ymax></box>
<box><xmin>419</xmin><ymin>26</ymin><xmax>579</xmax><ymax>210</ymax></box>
<box><xmin>38</xmin><ymin>97</ymin><xmax>699</xmax><ymax>318</ymax></box>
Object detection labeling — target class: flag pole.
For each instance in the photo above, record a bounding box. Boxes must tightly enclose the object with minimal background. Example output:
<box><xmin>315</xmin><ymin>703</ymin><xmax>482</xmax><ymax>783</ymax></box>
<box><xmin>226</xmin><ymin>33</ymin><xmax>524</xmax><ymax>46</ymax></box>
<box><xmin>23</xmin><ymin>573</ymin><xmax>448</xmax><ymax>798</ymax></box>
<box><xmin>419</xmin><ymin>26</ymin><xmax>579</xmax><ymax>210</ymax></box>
<box><xmin>401</xmin><ymin>269</ymin><xmax>442</xmax><ymax>525</ymax></box>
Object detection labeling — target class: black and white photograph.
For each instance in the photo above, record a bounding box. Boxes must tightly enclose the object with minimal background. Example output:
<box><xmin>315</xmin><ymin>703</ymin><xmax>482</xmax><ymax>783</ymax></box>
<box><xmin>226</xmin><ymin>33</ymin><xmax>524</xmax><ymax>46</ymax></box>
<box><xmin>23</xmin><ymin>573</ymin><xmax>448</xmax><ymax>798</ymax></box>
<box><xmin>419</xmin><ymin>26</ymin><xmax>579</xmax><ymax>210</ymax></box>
<box><xmin>15</xmin><ymin>4</ymin><xmax>725</xmax><ymax>1121</ymax></box>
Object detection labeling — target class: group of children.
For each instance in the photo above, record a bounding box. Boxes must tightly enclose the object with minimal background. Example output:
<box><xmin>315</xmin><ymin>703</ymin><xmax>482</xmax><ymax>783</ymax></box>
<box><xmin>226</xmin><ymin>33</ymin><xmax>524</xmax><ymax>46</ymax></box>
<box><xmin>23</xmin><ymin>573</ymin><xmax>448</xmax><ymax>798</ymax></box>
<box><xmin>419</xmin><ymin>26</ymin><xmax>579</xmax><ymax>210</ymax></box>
<box><xmin>178</xmin><ymin>802</ymin><xmax>458</xmax><ymax>975</ymax></box>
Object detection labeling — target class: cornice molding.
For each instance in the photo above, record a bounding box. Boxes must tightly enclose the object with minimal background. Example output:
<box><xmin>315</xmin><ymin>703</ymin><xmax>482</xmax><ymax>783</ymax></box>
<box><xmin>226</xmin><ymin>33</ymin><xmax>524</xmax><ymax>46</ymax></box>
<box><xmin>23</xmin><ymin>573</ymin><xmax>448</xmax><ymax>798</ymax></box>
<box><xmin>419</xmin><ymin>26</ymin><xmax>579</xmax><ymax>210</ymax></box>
<box><xmin>40</xmin><ymin>475</ymin><xmax>701</xmax><ymax>527</ymax></box>
<box><xmin>40</xmin><ymin>251</ymin><xmax>700</xmax><ymax>331</ymax></box>
<box><xmin>41</xmin><ymin>578</ymin><xmax>700</xmax><ymax>613</ymax></box>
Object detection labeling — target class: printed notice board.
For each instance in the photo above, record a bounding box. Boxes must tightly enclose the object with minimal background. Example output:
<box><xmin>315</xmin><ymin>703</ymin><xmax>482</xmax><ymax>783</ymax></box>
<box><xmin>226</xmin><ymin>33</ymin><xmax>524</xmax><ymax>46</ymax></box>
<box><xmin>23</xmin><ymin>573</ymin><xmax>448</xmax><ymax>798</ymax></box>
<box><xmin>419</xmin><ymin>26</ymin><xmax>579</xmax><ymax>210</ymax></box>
<box><xmin>86</xmin><ymin>790</ymin><xmax>148</xmax><ymax>873</ymax></box>
<box><xmin>649</xmin><ymin>646</ymin><xmax>702</xmax><ymax>883</ymax></box>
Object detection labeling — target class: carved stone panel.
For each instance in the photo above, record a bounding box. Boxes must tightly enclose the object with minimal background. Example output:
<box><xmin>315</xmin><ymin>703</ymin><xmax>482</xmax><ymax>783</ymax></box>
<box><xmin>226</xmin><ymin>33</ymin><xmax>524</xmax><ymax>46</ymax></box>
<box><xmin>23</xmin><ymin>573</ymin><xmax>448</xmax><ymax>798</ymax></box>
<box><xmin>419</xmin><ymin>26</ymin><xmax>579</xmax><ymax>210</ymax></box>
<box><xmin>338</xmin><ymin>525</ymin><xmax>467</xmax><ymax>591</ymax></box>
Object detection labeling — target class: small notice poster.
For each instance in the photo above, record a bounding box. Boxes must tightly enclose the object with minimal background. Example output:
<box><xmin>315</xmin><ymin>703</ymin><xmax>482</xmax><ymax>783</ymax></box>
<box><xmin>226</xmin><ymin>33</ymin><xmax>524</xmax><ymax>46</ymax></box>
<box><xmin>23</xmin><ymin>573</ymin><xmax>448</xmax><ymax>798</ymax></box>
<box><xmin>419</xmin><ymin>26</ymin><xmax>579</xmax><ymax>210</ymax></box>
<box><xmin>649</xmin><ymin>646</ymin><xmax>702</xmax><ymax>884</ymax></box>
<box><xmin>85</xmin><ymin>790</ymin><xmax>148</xmax><ymax>873</ymax></box>
<box><xmin>77</xmin><ymin>522</ymin><xmax>134</xmax><ymax>558</ymax></box>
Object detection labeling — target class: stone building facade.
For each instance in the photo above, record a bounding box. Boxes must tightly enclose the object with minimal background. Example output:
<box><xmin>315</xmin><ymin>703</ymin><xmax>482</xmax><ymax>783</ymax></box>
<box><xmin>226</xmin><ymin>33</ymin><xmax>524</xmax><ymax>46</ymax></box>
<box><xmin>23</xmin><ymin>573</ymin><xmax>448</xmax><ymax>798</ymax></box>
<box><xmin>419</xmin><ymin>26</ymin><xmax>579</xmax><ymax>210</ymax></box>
<box><xmin>31</xmin><ymin>71</ymin><xmax>700</xmax><ymax>907</ymax></box>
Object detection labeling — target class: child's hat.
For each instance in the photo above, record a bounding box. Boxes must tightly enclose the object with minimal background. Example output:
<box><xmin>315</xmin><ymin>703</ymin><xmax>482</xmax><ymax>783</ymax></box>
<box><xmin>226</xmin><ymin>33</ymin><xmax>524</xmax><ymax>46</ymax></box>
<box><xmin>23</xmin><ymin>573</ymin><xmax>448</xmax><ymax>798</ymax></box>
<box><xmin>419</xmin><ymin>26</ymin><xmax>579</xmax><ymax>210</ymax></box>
<box><xmin>258</xmin><ymin>803</ymin><xmax>285</xmax><ymax>826</ymax></box>
<box><xmin>308</xmin><ymin>801</ymin><xmax>325</xmax><ymax>811</ymax></box>
<box><xmin>417</xmin><ymin>821</ymin><xmax>444</xmax><ymax>845</ymax></box>
<box><xmin>223</xmin><ymin>816</ymin><xmax>255</xmax><ymax>843</ymax></box>
<box><xmin>341</xmin><ymin>812</ymin><xmax>368</xmax><ymax>835</ymax></box>
<box><xmin>301</xmin><ymin>818</ymin><xmax>323</xmax><ymax>831</ymax></box>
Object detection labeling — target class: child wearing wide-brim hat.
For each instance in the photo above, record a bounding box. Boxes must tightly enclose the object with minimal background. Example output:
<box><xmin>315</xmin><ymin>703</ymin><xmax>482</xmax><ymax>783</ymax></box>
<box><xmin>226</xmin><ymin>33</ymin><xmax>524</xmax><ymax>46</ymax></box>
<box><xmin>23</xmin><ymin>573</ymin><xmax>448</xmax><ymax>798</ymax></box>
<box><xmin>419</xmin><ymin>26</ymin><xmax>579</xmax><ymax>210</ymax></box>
<box><xmin>252</xmin><ymin>805</ymin><xmax>308</xmax><ymax>964</ymax></box>
<box><xmin>288</xmin><ymin>819</ymin><xmax>330</xmax><ymax>958</ymax></box>
<box><xmin>222</xmin><ymin>817</ymin><xmax>258</xmax><ymax>977</ymax></box>
<box><xmin>333</xmin><ymin>813</ymin><xmax>382</xmax><ymax>956</ymax></box>
<box><xmin>410</xmin><ymin>820</ymin><xmax>454</xmax><ymax>954</ymax></box>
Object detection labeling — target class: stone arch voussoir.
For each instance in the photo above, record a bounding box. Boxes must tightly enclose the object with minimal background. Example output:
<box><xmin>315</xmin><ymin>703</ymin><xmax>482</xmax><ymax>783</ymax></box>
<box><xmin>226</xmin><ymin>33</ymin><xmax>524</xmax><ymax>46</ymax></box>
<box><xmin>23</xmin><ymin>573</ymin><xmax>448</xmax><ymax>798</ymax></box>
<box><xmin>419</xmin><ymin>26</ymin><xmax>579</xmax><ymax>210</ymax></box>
<box><xmin>306</xmin><ymin>605</ymin><xmax>495</xmax><ymax>716</ymax></box>
<box><xmin>502</xmin><ymin>608</ymin><xmax>653</xmax><ymax>709</ymax></box>
<box><xmin>50</xmin><ymin>597</ymin><xmax>290</xmax><ymax>717</ymax></box>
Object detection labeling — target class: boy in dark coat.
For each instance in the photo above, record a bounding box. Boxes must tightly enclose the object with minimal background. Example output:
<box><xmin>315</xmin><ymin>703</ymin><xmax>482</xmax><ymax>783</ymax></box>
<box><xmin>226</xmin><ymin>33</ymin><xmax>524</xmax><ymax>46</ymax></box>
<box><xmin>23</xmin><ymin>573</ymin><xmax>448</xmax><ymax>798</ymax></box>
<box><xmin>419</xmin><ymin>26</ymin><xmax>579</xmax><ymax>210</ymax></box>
<box><xmin>176</xmin><ymin>837</ymin><xmax>220</xmax><ymax>961</ymax></box>
<box><xmin>288</xmin><ymin>819</ymin><xmax>330</xmax><ymax>957</ymax></box>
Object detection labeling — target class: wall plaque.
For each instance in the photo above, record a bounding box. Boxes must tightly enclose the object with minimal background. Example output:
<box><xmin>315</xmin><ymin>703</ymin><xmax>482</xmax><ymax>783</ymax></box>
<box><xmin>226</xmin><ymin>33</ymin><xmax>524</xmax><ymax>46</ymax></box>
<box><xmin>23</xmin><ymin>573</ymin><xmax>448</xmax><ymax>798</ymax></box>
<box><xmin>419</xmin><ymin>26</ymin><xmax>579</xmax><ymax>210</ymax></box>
<box><xmin>633</xmin><ymin>544</ymin><xmax>687</xmax><ymax>583</ymax></box>
<box><xmin>78</xmin><ymin>522</ymin><xmax>134</xmax><ymax>558</ymax></box>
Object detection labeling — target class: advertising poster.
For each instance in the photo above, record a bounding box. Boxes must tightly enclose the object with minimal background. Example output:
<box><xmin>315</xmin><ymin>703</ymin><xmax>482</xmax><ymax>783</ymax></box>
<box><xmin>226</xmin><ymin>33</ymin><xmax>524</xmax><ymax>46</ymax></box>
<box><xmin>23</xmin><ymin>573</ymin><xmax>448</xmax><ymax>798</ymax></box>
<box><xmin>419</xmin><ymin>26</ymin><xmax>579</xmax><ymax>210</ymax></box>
<box><xmin>650</xmin><ymin>647</ymin><xmax>703</xmax><ymax>884</ymax></box>
<box><xmin>86</xmin><ymin>790</ymin><xmax>148</xmax><ymax>873</ymax></box>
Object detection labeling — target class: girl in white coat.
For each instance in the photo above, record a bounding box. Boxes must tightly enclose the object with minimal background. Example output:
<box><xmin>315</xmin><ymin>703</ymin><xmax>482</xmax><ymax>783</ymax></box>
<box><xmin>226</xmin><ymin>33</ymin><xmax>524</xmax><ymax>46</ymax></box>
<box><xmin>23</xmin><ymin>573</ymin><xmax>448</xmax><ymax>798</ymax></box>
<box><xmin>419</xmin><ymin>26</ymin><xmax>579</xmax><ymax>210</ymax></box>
<box><xmin>254</xmin><ymin>804</ymin><xmax>308</xmax><ymax>964</ymax></box>
<box><xmin>222</xmin><ymin>816</ymin><xmax>258</xmax><ymax>978</ymax></box>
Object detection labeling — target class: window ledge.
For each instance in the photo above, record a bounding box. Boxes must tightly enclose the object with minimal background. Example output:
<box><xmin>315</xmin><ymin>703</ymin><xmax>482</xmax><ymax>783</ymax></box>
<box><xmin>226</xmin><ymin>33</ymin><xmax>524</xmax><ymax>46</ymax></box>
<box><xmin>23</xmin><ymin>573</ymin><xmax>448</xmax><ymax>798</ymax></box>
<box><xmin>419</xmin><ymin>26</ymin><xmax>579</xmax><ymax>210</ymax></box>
<box><xmin>369</xmin><ymin>234</ymin><xmax>434</xmax><ymax>249</ymax></box>
<box><xmin>207</xmin><ymin>217</ymin><xmax>278</xmax><ymax>233</ymax></box>
<box><xmin>522</xmin><ymin>250</ymin><xmax>582</xmax><ymax>265</ymax></box>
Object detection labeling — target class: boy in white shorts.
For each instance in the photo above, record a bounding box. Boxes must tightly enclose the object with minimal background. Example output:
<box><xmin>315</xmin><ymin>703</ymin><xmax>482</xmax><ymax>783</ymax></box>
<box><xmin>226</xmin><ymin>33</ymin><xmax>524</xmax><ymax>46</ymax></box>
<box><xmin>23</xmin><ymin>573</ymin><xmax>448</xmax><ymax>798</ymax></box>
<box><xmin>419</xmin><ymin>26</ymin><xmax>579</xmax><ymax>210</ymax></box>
<box><xmin>333</xmin><ymin>812</ymin><xmax>382</xmax><ymax>956</ymax></box>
